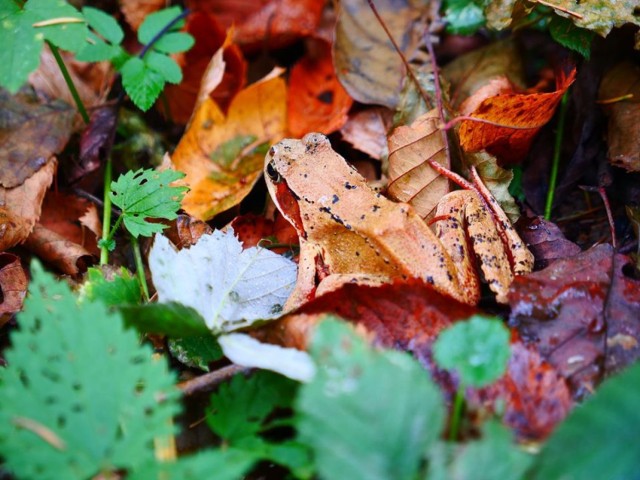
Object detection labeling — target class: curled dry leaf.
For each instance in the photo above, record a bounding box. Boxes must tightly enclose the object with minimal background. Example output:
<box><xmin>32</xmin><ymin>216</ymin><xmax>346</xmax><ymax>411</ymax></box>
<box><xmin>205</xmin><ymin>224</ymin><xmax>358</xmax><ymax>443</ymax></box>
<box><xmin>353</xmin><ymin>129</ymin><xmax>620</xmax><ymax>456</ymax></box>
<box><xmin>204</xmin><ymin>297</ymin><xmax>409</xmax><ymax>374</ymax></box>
<box><xmin>598</xmin><ymin>61</ymin><xmax>640</xmax><ymax>172</ymax></box>
<box><xmin>287</xmin><ymin>38</ymin><xmax>353</xmax><ymax>138</ymax></box>
<box><xmin>171</xmin><ymin>70</ymin><xmax>286</xmax><ymax>220</ymax></box>
<box><xmin>518</xmin><ymin>215</ymin><xmax>581</xmax><ymax>269</ymax></box>
<box><xmin>0</xmin><ymin>159</ymin><xmax>56</xmax><ymax>252</ymax></box>
<box><xmin>25</xmin><ymin>224</ymin><xmax>94</xmax><ymax>275</ymax></box>
<box><xmin>458</xmin><ymin>68</ymin><xmax>576</xmax><ymax>165</ymax></box>
<box><xmin>508</xmin><ymin>244</ymin><xmax>640</xmax><ymax>398</ymax></box>
<box><xmin>340</xmin><ymin>107</ymin><xmax>393</xmax><ymax>160</ymax></box>
<box><xmin>387</xmin><ymin>109</ymin><xmax>450</xmax><ymax>220</ymax></box>
<box><xmin>334</xmin><ymin>0</ymin><xmax>427</xmax><ymax>108</ymax></box>
<box><xmin>164</xmin><ymin>12</ymin><xmax>247</xmax><ymax>124</ymax></box>
<box><xmin>188</xmin><ymin>0</ymin><xmax>325</xmax><ymax>52</ymax></box>
<box><xmin>72</xmin><ymin>105</ymin><xmax>118</xmax><ymax>185</ymax></box>
<box><xmin>162</xmin><ymin>214</ymin><xmax>213</xmax><ymax>250</ymax></box>
<box><xmin>0</xmin><ymin>90</ymin><xmax>74</xmax><ymax>188</ymax></box>
<box><xmin>0</xmin><ymin>253</ymin><xmax>28</xmax><ymax>322</ymax></box>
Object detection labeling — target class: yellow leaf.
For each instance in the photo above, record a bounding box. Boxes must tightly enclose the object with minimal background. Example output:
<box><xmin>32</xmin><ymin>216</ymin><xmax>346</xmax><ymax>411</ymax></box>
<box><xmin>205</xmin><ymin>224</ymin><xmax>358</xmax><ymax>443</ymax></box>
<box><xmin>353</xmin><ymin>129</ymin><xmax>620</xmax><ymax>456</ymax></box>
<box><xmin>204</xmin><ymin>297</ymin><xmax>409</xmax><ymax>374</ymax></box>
<box><xmin>171</xmin><ymin>70</ymin><xmax>286</xmax><ymax>220</ymax></box>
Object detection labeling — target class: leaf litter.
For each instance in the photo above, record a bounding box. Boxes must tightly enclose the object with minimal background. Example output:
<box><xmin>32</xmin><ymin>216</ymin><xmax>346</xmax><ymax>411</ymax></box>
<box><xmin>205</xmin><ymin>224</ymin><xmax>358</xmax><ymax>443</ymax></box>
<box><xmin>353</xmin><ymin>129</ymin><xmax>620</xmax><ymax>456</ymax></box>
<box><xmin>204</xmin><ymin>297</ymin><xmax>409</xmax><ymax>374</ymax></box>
<box><xmin>1</xmin><ymin>0</ymin><xmax>640</xmax><ymax>478</ymax></box>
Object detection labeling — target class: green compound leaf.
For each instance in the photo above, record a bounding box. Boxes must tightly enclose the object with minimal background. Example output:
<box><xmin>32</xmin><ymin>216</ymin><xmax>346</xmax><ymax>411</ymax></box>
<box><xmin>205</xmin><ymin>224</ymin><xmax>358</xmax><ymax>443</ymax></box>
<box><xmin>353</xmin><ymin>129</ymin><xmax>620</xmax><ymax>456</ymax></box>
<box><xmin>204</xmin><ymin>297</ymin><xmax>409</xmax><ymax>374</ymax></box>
<box><xmin>532</xmin><ymin>361</ymin><xmax>640</xmax><ymax>480</ymax></box>
<box><xmin>145</xmin><ymin>51</ymin><xmax>182</xmax><ymax>84</ymax></box>
<box><xmin>138</xmin><ymin>6</ymin><xmax>185</xmax><ymax>45</ymax></box>
<box><xmin>433</xmin><ymin>315</ymin><xmax>511</xmax><ymax>388</ymax></box>
<box><xmin>76</xmin><ymin>6</ymin><xmax>125</xmax><ymax>62</ymax></box>
<box><xmin>110</xmin><ymin>167</ymin><xmax>188</xmax><ymax>237</ymax></box>
<box><xmin>297</xmin><ymin>318</ymin><xmax>445</xmax><ymax>480</ymax></box>
<box><xmin>0</xmin><ymin>0</ymin><xmax>88</xmax><ymax>93</ymax></box>
<box><xmin>151</xmin><ymin>31</ymin><xmax>194</xmax><ymax>54</ymax></box>
<box><xmin>0</xmin><ymin>261</ymin><xmax>180</xmax><ymax>480</ymax></box>
<box><xmin>208</xmin><ymin>371</ymin><xmax>298</xmax><ymax>443</ymax></box>
<box><xmin>82</xmin><ymin>6</ymin><xmax>123</xmax><ymax>44</ymax></box>
<box><xmin>79</xmin><ymin>266</ymin><xmax>142</xmax><ymax>307</ymax></box>
<box><xmin>548</xmin><ymin>15</ymin><xmax>594</xmax><ymax>59</ymax></box>
<box><xmin>121</xmin><ymin>56</ymin><xmax>166</xmax><ymax>111</ymax></box>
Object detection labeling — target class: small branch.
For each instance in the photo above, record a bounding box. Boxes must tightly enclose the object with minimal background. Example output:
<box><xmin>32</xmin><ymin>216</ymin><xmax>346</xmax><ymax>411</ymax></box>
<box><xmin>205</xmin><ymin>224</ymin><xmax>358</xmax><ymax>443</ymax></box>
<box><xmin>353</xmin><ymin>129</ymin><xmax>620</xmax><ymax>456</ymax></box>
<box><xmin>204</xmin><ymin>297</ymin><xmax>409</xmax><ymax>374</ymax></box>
<box><xmin>100</xmin><ymin>156</ymin><xmax>113</xmax><ymax>265</ymax></box>
<box><xmin>46</xmin><ymin>40</ymin><xmax>90</xmax><ymax>124</ymax></box>
<box><xmin>532</xmin><ymin>0</ymin><xmax>583</xmax><ymax>19</ymax></box>
<box><xmin>178</xmin><ymin>365</ymin><xmax>251</xmax><ymax>396</ymax></box>
<box><xmin>544</xmin><ymin>91</ymin><xmax>569</xmax><ymax>220</ymax></box>
<box><xmin>131</xmin><ymin>235</ymin><xmax>150</xmax><ymax>302</ymax></box>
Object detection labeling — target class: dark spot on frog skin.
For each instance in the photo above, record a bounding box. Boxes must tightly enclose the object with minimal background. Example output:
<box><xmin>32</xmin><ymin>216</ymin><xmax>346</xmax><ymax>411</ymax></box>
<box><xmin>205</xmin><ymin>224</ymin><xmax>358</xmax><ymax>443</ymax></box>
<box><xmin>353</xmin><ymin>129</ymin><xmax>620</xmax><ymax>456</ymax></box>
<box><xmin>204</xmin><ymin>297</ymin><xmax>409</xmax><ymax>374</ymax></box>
<box><xmin>372</xmin><ymin>205</ymin><xmax>380</xmax><ymax>212</ymax></box>
<box><xmin>355</xmin><ymin>251</ymin><xmax>360</xmax><ymax>256</ymax></box>
<box><xmin>319</xmin><ymin>206</ymin><xmax>349</xmax><ymax>228</ymax></box>
<box><xmin>344</xmin><ymin>182</ymin><xmax>356</xmax><ymax>190</ymax></box>
<box><xmin>269</xmin><ymin>146</ymin><xmax>276</xmax><ymax>156</ymax></box>
<box><xmin>426</xmin><ymin>276</ymin><xmax>434</xmax><ymax>285</ymax></box>
<box><xmin>332</xmin><ymin>194</ymin><xmax>339</xmax><ymax>204</ymax></box>
<box><xmin>360</xmin><ymin>214</ymin><xmax>366</xmax><ymax>220</ymax></box>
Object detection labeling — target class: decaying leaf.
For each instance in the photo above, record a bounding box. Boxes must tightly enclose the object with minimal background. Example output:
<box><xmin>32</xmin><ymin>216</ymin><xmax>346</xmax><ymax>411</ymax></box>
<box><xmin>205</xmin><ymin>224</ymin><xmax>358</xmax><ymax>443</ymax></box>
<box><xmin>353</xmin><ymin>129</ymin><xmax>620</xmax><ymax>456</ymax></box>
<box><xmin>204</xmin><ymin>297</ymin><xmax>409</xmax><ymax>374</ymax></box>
<box><xmin>387</xmin><ymin>110</ymin><xmax>450</xmax><ymax>220</ymax></box>
<box><xmin>340</xmin><ymin>107</ymin><xmax>394</xmax><ymax>160</ymax></box>
<box><xmin>0</xmin><ymin>159</ymin><xmax>56</xmax><ymax>252</ymax></box>
<box><xmin>458</xmin><ymin>68</ymin><xmax>576</xmax><ymax>165</ymax></box>
<box><xmin>287</xmin><ymin>38</ymin><xmax>353</xmax><ymax>137</ymax></box>
<box><xmin>171</xmin><ymin>70</ymin><xmax>286</xmax><ymax>220</ymax></box>
<box><xmin>334</xmin><ymin>0</ymin><xmax>427</xmax><ymax>108</ymax></box>
<box><xmin>0</xmin><ymin>90</ymin><xmax>74</xmax><ymax>188</ymax></box>
<box><xmin>24</xmin><ymin>224</ymin><xmax>94</xmax><ymax>275</ymax></box>
<box><xmin>0</xmin><ymin>253</ymin><xmax>27</xmax><ymax>322</ymax></box>
<box><xmin>149</xmin><ymin>230</ymin><xmax>297</xmax><ymax>333</ymax></box>
<box><xmin>598</xmin><ymin>61</ymin><xmax>640</xmax><ymax>172</ymax></box>
<box><xmin>518</xmin><ymin>216</ymin><xmax>581</xmax><ymax>269</ymax></box>
<box><xmin>509</xmin><ymin>244</ymin><xmax>640</xmax><ymax>397</ymax></box>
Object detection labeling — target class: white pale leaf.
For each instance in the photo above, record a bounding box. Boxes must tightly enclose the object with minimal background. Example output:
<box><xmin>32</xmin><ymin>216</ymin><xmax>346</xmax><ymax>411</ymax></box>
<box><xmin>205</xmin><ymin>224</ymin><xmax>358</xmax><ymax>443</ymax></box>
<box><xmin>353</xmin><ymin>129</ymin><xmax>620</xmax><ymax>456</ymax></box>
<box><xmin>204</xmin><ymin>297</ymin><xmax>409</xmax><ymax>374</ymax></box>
<box><xmin>149</xmin><ymin>230</ymin><xmax>296</xmax><ymax>332</ymax></box>
<box><xmin>219</xmin><ymin>333</ymin><xmax>316</xmax><ymax>382</ymax></box>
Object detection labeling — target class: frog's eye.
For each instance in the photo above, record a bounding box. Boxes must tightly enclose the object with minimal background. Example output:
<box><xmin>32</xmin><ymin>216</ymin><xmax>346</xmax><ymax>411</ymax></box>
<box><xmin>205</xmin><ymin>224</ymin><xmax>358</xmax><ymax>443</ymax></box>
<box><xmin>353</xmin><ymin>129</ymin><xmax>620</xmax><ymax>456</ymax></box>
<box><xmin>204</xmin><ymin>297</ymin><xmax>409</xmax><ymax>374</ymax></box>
<box><xmin>266</xmin><ymin>161</ymin><xmax>282</xmax><ymax>183</ymax></box>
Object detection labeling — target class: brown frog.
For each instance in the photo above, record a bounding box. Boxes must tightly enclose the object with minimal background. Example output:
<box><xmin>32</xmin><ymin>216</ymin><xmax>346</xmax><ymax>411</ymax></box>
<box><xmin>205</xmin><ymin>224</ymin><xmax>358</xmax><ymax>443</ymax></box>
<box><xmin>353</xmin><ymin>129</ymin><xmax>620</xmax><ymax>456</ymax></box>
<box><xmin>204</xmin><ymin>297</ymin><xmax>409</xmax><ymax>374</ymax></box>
<box><xmin>264</xmin><ymin>133</ymin><xmax>533</xmax><ymax>310</ymax></box>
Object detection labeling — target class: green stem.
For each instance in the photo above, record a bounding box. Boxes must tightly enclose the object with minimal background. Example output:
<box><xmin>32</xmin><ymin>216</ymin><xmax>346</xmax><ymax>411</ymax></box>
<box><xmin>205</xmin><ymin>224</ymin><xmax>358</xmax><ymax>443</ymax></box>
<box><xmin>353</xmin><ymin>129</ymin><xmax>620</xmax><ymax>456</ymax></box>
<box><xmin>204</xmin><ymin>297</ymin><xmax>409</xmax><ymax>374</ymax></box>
<box><xmin>100</xmin><ymin>156</ymin><xmax>113</xmax><ymax>265</ymax></box>
<box><xmin>46</xmin><ymin>40</ymin><xmax>90</xmax><ymax>124</ymax></box>
<box><xmin>131</xmin><ymin>235</ymin><xmax>150</xmax><ymax>302</ymax></box>
<box><xmin>544</xmin><ymin>90</ymin><xmax>569</xmax><ymax>220</ymax></box>
<box><xmin>449</xmin><ymin>387</ymin><xmax>465</xmax><ymax>441</ymax></box>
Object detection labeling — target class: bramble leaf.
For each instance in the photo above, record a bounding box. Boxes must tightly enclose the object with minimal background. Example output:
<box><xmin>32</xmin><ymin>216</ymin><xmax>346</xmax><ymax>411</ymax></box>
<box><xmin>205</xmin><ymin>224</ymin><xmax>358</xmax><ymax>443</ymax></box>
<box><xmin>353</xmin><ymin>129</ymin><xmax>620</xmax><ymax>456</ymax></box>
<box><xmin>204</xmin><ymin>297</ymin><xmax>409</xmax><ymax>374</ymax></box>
<box><xmin>110</xmin><ymin>168</ymin><xmax>188</xmax><ymax>237</ymax></box>
<box><xmin>0</xmin><ymin>262</ymin><xmax>180</xmax><ymax>480</ymax></box>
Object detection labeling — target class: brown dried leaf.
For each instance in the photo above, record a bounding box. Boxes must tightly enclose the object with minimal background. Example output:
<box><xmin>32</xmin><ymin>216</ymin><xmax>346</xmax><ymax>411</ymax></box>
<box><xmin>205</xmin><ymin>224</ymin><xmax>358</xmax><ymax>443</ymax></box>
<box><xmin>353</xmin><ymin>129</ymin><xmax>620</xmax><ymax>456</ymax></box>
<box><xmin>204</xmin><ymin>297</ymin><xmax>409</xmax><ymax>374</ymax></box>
<box><xmin>340</xmin><ymin>107</ymin><xmax>393</xmax><ymax>160</ymax></box>
<box><xmin>598</xmin><ymin>61</ymin><xmax>640</xmax><ymax>172</ymax></box>
<box><xmin>162</xmin><ymin>214</ymin><xmax>213</xmax><ymax>249</ymax></box>
<box><xmin>0</xmin><ymin>91</ymin><xmax>74</xmax><ymax>188</ymax></box>
<box><xmin>387</xmin><ymin>110</ymin><xmax>450</xmax><ymax>220</ymax></box>
<box><xmin>518</xmin><ymin>215</ymin><xmax>581</xmax><ymax>269</ymax></box>
<box><xmin>0</xmin><ymin>253</ymin><xmax>28</xmax><ymax>322</ymax></box>
<box><xmin>24</xmin><ymin>224</ymin><xmax>94</xmax><ymax>276</ymax></box>
<box><xmin>508</xmin><ymin>244</ymin><xmax>640</xmax><ymax>397</ymax></box>
<box><xmin>120</xmin><ymin>0</ymin><xmax>165</xmax><ymax>31</ymax></box>
<box><xmin>0</xmin><ymin>159</ymin><xmax>56</xmax><ymax>251</ymax></box>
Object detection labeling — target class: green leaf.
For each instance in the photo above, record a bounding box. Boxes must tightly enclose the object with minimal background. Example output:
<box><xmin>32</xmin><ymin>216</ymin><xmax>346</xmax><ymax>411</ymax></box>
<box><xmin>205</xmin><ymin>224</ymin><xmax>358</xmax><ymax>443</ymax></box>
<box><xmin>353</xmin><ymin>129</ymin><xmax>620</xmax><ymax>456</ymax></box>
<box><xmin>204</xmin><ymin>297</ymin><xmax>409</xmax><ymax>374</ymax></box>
<box><xmin>121</xmin><ymin>56</ymin><xmax>166</xmax><ymax>111</ymax></box>
<box><xmin>169</xmin><ymin>334</ymin><xmax>223</xmax><ymax>370</ymax></box>
<box><xmin>76</xmin><ymin>32</ymin><xmax>125</xmax><ymax>62</ymax></box>
<box><xmin>0</xmin><ymin>0</ymin><xmax>87</xmax><ymax>93</ymax></box>
<box><xmin>82</xmin><ymin>6</ymin><xmax>123</xmax><ymax>44</ymax></box>
<box><xmin>121</xmin><ymin>302</ymin><xmax>212</xmax><ymax>338</ymax></box>
<box><xmin>79</xmin><ymin>266</ymin><xmax>141</xmax><ymax>306</ymax></box>
<box><xmin>138</xmin><ymin>6</ymin><xmax>184</xmax><ymax>45</ymax></box>
<box><xmin>433</xmin><ymin>315</ymin><xmax>510</xmax><ymax>388</ymax></box>
<box><xmin>145</xmin><ymin>51</ymin><xmax>182</xmax><ymax>84</ymax></box>
<box><xmin>0</xmin><ymin>261</ymin><xmax>180</xmax><ymax>480</ymax></box>
<box><xmin>296</xmin><ymin>318</ymin><xmax>445</xmax><ymax>480</ymax></box>
<box><xmin>444</xmin><ymin>0</ymin><xmax>486</xmax><ymax>35</ymax></box>
<box><xmin>449</xmin><ymin>421</ymin><xmax>533</xmax><ymax>479</ymax></box>
<box><xmin>150</xmin><ymin>31</ymin><xmax>194</xmax><ymax>54</ymax></box>
<box><xmin>109</xmin><ymin>167</ymin><xmax>188</xmax><ymax>237</ymax></box>
<box><xmin>130</xmin><ymin>449</ymin><xmax>255</xmax><ymax>480</ymax></box>
<box><xmin>549</xmin><ymin>15</ymin><xmax>594</xmax><ymax>59</ymax></box>
<box><xmin>208</xmin><ymin>371</ymin><xmax>298</xmax><ymax>443</ymax></box>
<box><xmin>532</xmin><ymin>361</ymin><xmax>640</xmax><ymax>480</ymax></box>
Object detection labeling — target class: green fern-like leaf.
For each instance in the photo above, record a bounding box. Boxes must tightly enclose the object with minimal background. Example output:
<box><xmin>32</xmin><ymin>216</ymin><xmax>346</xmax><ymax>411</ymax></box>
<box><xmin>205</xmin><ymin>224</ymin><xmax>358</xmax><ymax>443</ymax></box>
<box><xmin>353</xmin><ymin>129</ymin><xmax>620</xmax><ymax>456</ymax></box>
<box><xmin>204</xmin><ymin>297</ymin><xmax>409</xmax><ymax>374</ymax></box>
<box><xmin>0</xmin><ymin>262</ymin><xmax>181</xmax><ymax>480</ymax></box>
<box><xmin>110</xmin><ymin>168</ymin><xmax>188</xmax><ymax>238</ymax></box>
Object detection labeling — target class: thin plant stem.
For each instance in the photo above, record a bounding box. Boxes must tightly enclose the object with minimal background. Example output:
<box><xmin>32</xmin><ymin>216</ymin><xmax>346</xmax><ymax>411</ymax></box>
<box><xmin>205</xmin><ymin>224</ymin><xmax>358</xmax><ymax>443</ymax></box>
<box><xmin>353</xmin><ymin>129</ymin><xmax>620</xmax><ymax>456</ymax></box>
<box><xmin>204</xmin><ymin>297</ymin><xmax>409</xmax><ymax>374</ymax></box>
<box><xmin>449</xmin><ymin>387</ymin><xmax>465</xmax><ymax>441</ymax></box>
<box><xmin>100</xmin><ymin>155</ymin><xmax>113</xmax><ymax>265</ymax></box>
<box><xmin>131</xmin><ymin>235</ymin><xmax>150</xmax><ymax>302</ymax></box>
<box><xmin>544</xmin><ymin>90</ymin><xmax>569</xmax><ymax>220</ymax></box>
<box><xmin>46</xmin><ymin>40</ymin><xmax>90</xmax><ymax>124</ymax></box>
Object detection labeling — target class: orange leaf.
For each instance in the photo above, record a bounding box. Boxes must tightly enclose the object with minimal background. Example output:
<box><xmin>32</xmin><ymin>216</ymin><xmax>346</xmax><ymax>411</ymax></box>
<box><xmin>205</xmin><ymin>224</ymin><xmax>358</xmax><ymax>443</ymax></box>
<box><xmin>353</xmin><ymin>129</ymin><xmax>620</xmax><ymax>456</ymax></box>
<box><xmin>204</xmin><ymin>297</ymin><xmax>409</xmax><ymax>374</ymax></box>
<box><xmin>171</xmin><ymin>71</ymin><xmax>287</xmax><ymax>220</ymax></box>
<box><xmin>164</xmin><ymin>12</ymin><xmax>247</xmax><ymax>124</ymax></box>
<box><xmin>287</xmin><ymin>38</ymin><xmax>353</xmax><ymax>137</ymax></box>
<box><xmin>0</xmin><ymin>253</ymin><xmax>27</xmax><ymax>321</ymax></box>
<box><xmin>458</xmin><ymin>68</ymin><xmax>576</xmax><ymax>165</ymax></box>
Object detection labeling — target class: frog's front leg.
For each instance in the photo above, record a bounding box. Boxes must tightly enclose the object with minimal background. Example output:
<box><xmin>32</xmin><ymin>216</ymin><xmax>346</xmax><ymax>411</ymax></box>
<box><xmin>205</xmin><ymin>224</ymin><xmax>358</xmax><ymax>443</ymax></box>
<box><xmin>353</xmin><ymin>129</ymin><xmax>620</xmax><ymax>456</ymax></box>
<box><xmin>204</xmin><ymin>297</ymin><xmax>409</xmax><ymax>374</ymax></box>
<box><xmin>284</xmin><ymin>239</ymin><xmax>322</xmax><ymax>311</ymax></box>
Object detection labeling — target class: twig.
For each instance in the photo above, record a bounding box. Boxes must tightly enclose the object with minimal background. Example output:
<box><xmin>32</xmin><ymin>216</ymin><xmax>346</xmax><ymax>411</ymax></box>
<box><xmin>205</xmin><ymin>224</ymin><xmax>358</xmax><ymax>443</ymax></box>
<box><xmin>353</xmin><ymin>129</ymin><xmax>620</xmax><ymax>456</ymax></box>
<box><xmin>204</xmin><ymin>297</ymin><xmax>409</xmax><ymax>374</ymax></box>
<box><xmin>178</xmin><ymin>365</ymin><xmax>251</xmax><ymax>396</ymax></box>
<box><xmin>532</xmin><ymin>0</ymin><xmax>583</xmax><ymax>19</ymax></box>
<box><xmin>579</xmin><ymin>186</ymin><xmax>617</xmax><ymax>248</ymax></box>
